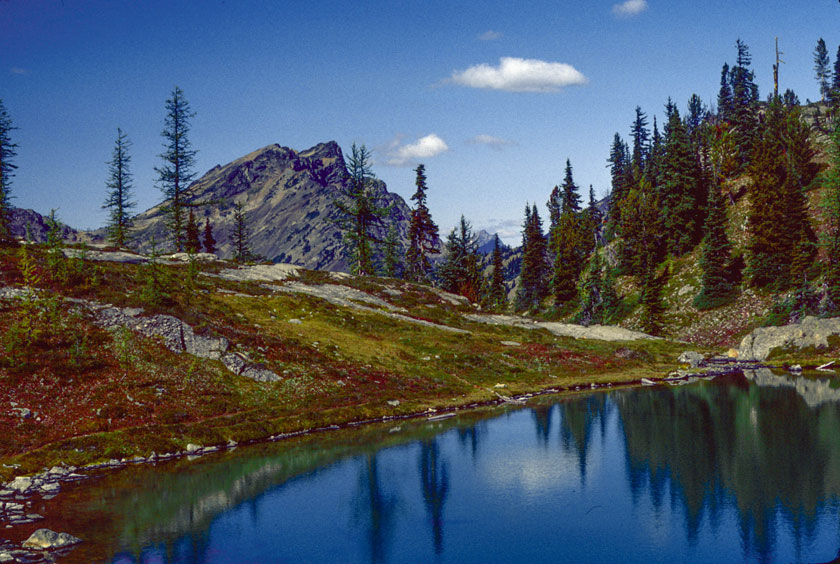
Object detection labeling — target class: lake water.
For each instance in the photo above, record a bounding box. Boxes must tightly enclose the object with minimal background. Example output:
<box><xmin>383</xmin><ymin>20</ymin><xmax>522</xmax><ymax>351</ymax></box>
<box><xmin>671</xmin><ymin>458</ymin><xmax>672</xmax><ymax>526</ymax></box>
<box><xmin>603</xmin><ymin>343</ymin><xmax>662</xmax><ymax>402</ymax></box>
<box><xmin>40</xmin><ymin>368</ymin><xmax>840</xmax><ymax>563</ymax></box>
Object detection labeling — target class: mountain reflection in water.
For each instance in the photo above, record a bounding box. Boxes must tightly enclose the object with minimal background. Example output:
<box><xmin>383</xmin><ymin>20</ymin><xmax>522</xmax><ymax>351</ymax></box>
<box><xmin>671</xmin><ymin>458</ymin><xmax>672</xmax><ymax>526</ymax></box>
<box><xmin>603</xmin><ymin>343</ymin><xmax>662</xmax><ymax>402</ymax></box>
<box><xmin>46</xmin><ymin>370</ymin><xmax>840</xmax><ymax>563</ymax></box>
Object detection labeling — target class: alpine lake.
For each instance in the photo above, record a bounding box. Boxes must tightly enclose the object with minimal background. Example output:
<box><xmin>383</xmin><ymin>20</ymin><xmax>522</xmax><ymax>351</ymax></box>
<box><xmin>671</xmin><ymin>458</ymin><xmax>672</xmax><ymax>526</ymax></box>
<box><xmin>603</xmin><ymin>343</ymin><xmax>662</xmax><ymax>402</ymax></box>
<box><xmin>15</xmin><ymin>368</ymin><xmax>840</xmax><ymax>563</ymax></box>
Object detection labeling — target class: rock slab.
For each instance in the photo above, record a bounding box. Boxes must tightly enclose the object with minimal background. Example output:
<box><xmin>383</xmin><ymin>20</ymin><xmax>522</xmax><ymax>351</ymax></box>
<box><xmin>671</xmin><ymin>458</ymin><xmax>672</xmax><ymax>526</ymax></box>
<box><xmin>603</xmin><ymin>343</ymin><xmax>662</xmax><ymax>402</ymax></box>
<box><xmin>22</xmin><ymin>529</ymin><xmax>81</xmax><ymax>550</ymax></box>
<box><xmin>738</xmin><ymin>316</ymin><xmax>840</xmax><ymax>361</ymax></box>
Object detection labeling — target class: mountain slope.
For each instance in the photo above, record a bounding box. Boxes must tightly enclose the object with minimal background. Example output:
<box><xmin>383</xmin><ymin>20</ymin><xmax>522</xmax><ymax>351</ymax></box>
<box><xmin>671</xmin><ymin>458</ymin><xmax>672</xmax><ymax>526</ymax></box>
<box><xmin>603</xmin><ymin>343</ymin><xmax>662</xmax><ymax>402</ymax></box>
<box><xmin>128</xmin><ymin>141</ymin><xmax>411</xmax><ymax>271</ymax></box>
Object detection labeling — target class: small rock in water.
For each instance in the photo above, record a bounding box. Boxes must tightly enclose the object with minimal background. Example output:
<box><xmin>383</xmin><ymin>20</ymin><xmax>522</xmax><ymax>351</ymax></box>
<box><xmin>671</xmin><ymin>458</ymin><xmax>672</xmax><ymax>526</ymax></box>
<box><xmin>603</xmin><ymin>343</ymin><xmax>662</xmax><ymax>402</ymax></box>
<box><xmin>789</xmin><ymin>364</ymin><xmax>803</xmax><ymax>373</ymax></box>
<box><xmin>22</xmin><ymin>528</ymin><xmax>81</xmax><ymax>549</ymax></box>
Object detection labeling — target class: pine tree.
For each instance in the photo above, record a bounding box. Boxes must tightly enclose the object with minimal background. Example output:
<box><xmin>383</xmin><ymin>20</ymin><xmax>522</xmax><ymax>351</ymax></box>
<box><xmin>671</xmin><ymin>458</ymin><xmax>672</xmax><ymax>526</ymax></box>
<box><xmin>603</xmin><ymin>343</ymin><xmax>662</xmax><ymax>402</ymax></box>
<box><xmin>639</xmin><ymin>262</ymin><xmax>668</xmax><ymax>336</ymax></box>
<box><xmin>695</xmin><ymin>181</ymin><xmax>733</xmax><ymax>310</ymax></box>
<box><xmin>830</xmin><ymin>44</ymin><xmax>840</xmax><ymax>107</ymax></box>
<box><xmin>102</xmin><ymin>128</ymin><xmax>135</xmax><ymax>248</ymax></box>
<box><xmin>405</xmin><ymin>164</ymin><xmax>440</xmax><ymax>282</ymax></box>
<box><xmin>335</xmin><ymin>143</ymin><xmax>388</xmax><ymax>276</ymax></box>
<box><xmin>515</xmin><ymin>204</ymin><xmax>549</xmax><ymax>311</ymax></box>
<box><xmin>382</xmin><ymin>224</ymin><xmax>402</xmax><ymax>278</ymax></box>
<box><xmin>203</xmin><ymin>218</ymin><xmax>216</xmax><ymax>254</ymax></box>
<box><xmin>576</xmin><ymin>250</ymin><xmax>605</xmax><ymax>326</ymax></box>
<box><xmin>232</xmin><ymin>200</ymin><xmax>252</xmax><ymax>263</ymax></box>
<box><xmin>155</xmin><ymin>86</ymin><xmax>197</xmax><ymax>252</ymax></box>
<box><xmin>729</xmin><ymin>40</ymin><xmax>760</xmax><ymax>170</ymax></box>
<box><xmin>824</xmin><ymin>120</ymin><xmax>840</xmax><ymax>308</ymax></box>
<box><xmin>560</xmin><ymin>159</ymin><xmax>582</xmax><ymax>213</ymax></box>
<box><xmin>184</xmin><ymin>208</ymin><xmax>201</xmax><ymax>253</ymax></box>
<box><xmin>815</xmin><ymin>38</ymin><xmax>831</xmax><ymax>102</ymax></box>
<box><xmin>486</xmin><ymin>234</ymin><xmax>507</xmax><ymax>311</ymax></box>
<box><xmin>605</xmin><ymin>133</ymin><xmax>630</xmax><ymax>238</ymax></box>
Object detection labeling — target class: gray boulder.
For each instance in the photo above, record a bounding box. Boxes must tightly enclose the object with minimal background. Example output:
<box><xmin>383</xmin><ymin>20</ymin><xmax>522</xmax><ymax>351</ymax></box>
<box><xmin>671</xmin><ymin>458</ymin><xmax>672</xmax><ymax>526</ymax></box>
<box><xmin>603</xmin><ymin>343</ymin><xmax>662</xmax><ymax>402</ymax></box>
<box><xmin>738</xmin><ymin>316</ymin><xmax>840</xmax><ymax>361</ymax></box>
<box><xmin>22</xmin><ymin>529</ymin><xmax>81</xmax><ymax>549</ymax></box>
<box><xmin>678</xmin><ymin>351</ymin><xmax>705</xmax><ymax>368</ymax></box>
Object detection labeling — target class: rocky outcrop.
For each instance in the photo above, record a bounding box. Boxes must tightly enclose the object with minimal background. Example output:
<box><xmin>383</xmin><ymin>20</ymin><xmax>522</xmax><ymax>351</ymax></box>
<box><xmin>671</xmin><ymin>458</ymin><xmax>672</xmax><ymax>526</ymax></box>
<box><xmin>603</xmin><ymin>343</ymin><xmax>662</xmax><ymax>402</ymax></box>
<box><xmin>122</xmin><ymin>141</ymin><xmax>414</xmax><ymax>271</ymax></box>
<box><xmin>22</xmin><ymin>529</ymin><xmax>81</xmax><ymax>550</ymax></box>
<box><xmin>464</xmin><ymin>314</ymin><xmax>657</xmax><ymax>341</ymax></box>
<box><xmin>8</xmin><ymin>207</ymin><xmax>82</xmax><ymax>243</ymax></box>
<box><xmin>737</xmin><ymin>316</ymin><xmax>840</xmax><ymax>361</ymax></box>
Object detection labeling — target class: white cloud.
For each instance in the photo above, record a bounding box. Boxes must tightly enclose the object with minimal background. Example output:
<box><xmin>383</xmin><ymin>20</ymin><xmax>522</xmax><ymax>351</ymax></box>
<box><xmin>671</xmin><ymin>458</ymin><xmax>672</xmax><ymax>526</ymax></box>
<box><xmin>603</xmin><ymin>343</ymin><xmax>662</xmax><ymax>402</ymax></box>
<box><xmin>612</xmin><ymin>0</ymin><xmax>648</xmax><ymax>17</ymax></box>
<box><xmin>9</xmin><ymin>67</ymin><xmax>28</xmax><ymax>75</ymax></box>
<box><xmin>480</xmin><ymin>219</ymin><xmax>522</xmax><ymax>243</ymax></box>
<box><xmin>466</xmin><ymin>134</ymin><xmax>517</xmax><ymax>150</ymax></box>
<box><xmin>449</xmin><ymin>57</ymin><xmax>587</xmax><ymax>93</ymax></box>
<box><xmin>384</xmin><ymin>134</ymin><xmax>449</xmax><ymax>166</ymax></box>
<box><xmin>478</xmin><ymin>30</ymin><xmax>503</xmax><ymax>41</ymax></box>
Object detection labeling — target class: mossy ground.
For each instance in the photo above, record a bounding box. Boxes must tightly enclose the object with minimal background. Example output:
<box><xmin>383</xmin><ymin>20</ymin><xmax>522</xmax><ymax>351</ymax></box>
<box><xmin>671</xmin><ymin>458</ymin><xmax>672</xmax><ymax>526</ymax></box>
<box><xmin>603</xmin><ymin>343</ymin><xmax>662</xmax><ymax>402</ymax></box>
<box><xmin>0</xmin><ymin>243</ymin><xmax>687</xmax><ymax>482</ymax></box>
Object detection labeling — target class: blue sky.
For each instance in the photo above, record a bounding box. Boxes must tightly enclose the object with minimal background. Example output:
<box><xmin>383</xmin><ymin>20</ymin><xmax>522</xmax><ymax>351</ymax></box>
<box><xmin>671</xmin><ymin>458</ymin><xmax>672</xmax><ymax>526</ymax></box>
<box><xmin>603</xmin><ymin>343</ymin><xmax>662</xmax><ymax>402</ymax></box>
<box><xmin>2</xmin><ymin>0</ymin><xmax>839</xmax><ymax>244</ymax></box>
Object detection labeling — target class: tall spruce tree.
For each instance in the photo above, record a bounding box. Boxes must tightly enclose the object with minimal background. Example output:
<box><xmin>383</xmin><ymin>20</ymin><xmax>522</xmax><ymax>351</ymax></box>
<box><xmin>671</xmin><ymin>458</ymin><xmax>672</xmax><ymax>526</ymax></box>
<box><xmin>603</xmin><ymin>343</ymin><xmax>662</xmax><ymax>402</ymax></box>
<box><xmin>487</xmin><ymin>234</ymin><xmax>507</xmax><ymax>311</ymax></box>
<box><xmin>515</xmin><ymin>204</ymin><xmax>549</xmax><ymax>311</ymax></box>
<box><xmin>335</xmin><ymin>143</ymin><xmax>388</xmax><ymax>276</ymax></box>
<box><xmin>815</xmin><ymin>38</ymin><xmax>831</xmax><ymax>102</ymax></box>
<box><xmin>382</xmin><ymin>224</ymin><xmax>403</xmax><ymax>278</ymax></box>
<box><xmin>729</xmin><ymin>40</ymin><xmax>760</xmax><ymax>170</ymax></box>
<box><xmin>630</xmin><ymin>107</ymin><xmax>650</xmax><ymax>173</ymax></box>
<box><xmin>103</xmin><ymin>128</ymin><xmax>135</xmax><ymax>248</ymax></box>
<box><xmin>550</xmin><ymin>162</ymin><xmax>590</xmax><ymax>306</ymax></box>
<box><xmin>695</xmin><ymin>181</ymin><xmax>733</xmax><ymax>309</ymax></box>
<box><xmin>0</xmin><ymin>99</ymin><xmax>18</xmax><ymax>244</ymax></box>
<box><xmin>155</xmin><ymin>86</ymin><xmax>197</xmax><ymax>252</ymax></box>
<box><xmin>405</xmin><ymin>164</ymin><xmax>440</xmax><ymax>282</ymax></box>
<box><xmin>717</xmin><ymin>64</ymin><xmax>733</xmax><ymax>122</ymax></box>
<box><xmin>660</xmin><ymin>106</ymin><xmax>705</xmax><ymax>255</ymax></box>
<box><xmin>830</xmin><ymin>44</ymin><xmax>840</xmax><ymax>107</ymax></box>
<box><xmin>605</xmin><ymin>133</ymin><xmax>631</xmax><ymax>239</ymax></box>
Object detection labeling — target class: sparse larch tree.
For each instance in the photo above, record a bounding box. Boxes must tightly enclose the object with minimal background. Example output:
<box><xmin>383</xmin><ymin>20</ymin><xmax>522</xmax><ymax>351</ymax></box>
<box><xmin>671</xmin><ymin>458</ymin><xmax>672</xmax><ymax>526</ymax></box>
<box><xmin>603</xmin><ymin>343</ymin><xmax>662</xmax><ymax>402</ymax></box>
<box><xmin>102</xmin><ymin>128</ymin><xmax>135</xmax><ymax>248</ymax></box>
<box><xmin>0</xmin><ymin>99</ymin><xmax>18</xmax><ymax>244</ymax></box>
<box><xmin>335</xmin><ymin>143</ymin><xmax>389</xmax><ymax>276</ymax></box>
<box><xmin>155</xmin><ymin>86</ymin><xmax>197</xmax><ymax>252</ymax></box>
<box><xmin>231</xmin><ymin>200</ymin><xmax>252</xmax><ymax>263</ymax></box>
<box><xmin>405</xmin><ymin>164</ymin><xmax>440</xmax><ymax>282</ymax></box>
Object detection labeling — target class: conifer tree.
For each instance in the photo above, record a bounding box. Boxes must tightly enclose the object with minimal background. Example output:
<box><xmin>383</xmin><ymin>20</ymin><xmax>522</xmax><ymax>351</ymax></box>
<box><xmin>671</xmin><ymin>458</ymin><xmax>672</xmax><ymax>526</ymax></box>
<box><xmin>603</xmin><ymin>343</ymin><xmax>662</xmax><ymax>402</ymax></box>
<box><xmin>824</xmin><ymin>121</ymin><xmax>840</xmax><ymax>308</ymax></box>
<box><xmin>605</xmin><ymin>133</ymin><xmax>631</xmax><ymax>238</ymax></box>
<box><xmin>0</xmin><ymin>99</ymin><xmax>18</xmax><ymax>244</ymax></box>
<box><xmin>576</xmin><ymin>250</ymin><xmax>605</xmax><ymax>326</ymax></box>
<box><xmin>405</xmin><ymin>164</ymin><xmax>440</xmax><ymax>282</ymax></box>
<box><xmin>746</xmin><ymin>99</ymin><xmax>815</xmax><ymax>288</ymax></box>
<box><xmin>486</xmin><ymin>234</ymin><xmax>507</xmax><ymax>311</ymax></box>
<box><xmin>438</xmin><ymin>216</ymin><xmax>482</xmax><ymax>302</ymax></box>
<box><xmin>630</xmin><ymin>107</ymin><xmax>650</xmax><ymax>173</ymax></box>
<box><xmin>830</xmin><ymin>44</ymin><xmax>840</xmax><ymax>107</ymax></box>
<box><xmin>382</xmin><ymin>224</ymin><xmax>403</xmax><ymax>278</ymax></box>
<box><xmin>639</xmin><ymin>262</ymin><xmax>668</xmax><ymax>336</ymax></box>
<box><xmin>155</xmin><ymin>86</ymin><xmax>197</xmax><ymax>252</ymax></box>
<box><xmin>335</xmin><ymin>143</ymin><xmax>389</xmax><ymax>276</ymax></box>
<box><xmin>103</xmin><ymin>128</ymin><xmax>135</xmax><ymax>248</ymax></box>
<box><xmin>203</xmin><ymin>218</ymin><xmax>216</xmax><ymax>254</ymax></box>
<box><xmin>232</xmin><ymin>200</ymin><xmax>252</xmax><ymax>263</ymax></box>
<box><xmin>660</xmin><ymin>106</ymin><xmax>705</xmax><ymax>255</ymax></box>
<box><xmin>815</xmin><ymin>38</ymin><xmax>831</xmax><ymax>102</ymax></box>
<box><xmin>560</xmin><ymin>159</ymin><xmax>582</xmax><ymax>213</ymax></box>
<box><xmin>728</xmin><ymin>40</ymin><xmax>760</xmax><ymax>169</ymax></box>
<box><xmin>717</xmin><ymin>64</ymin><xmax>733</xmax><ymax>122</ymax></box>
<box><xmin>184</xmin><ymin>208</ymin><xmax>201</xmax><ymax>253</ymax></box>
<box><xmin>695</xmin><ymin>182</ymin><xmax>733</xmax><ymax>310</ymax></box>
<box><xmin>515</xmin><ymin>204</ymin><xmax>549</xmax><ymax>311</ymax></box>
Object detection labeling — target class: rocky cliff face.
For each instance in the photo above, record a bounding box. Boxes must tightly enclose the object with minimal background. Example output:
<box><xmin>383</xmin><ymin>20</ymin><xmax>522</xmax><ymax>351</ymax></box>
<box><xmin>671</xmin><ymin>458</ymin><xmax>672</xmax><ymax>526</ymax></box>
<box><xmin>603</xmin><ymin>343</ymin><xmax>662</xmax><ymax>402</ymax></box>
<box><xmin>127</xmin><ymin>141</ymin><xmax>411</xmax><ymax>272</ymax></box>
<box><xmin>8</xmin><ymin>207</ymin><xmax>81</xmax><ymax>243</ymax></box>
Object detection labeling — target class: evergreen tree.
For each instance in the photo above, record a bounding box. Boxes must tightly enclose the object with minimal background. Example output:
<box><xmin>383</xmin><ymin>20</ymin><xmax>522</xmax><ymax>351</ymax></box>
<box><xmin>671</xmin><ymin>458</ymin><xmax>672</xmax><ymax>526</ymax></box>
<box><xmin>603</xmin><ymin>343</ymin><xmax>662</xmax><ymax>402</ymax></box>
<box><xmin>685</xmin><ymin>94</ymin><xmax>708</xmax><ymax>142</ymax></box>
<box><xmin>560</xmin><ymin>159</ymin><xmax>582</xmax><ymax>213</ymax></box>
<box><xmin>717</xmin><ymin>64</ymin><xmax>733</xmax><ymax>122</ymax></box>
<box><xmin>382</xmin><ymin>224</ymin><xmax>403</xmax><ymax>278</ymax></box>
<box><xmin>155</xmin><ymin>86</ymin><xmax>197</xmax><ymax>252</ymax></box>
<box><xmin>639</xmin><ymin>262</ymin><xmax>668</xmax><ymax>336</ymax></box>
<box><xmin>232</xmin><ymin>200</ymin><xmax>252</xmax><ymax>263</ymax></box>
<box><xmin>576</xmin><ymin>250</ymin><xmax>605</xmax><ymax>326</ymax></box>
<box><xmin>660</xmin><ymin>106</ymin><xmax>706</xmax><ymax>255</ymax></box>
<box><xmin>102</xmin><ymin>128</ymin><xmax>135</xmax><ymax>248</ymax></box>
<box><xmin>815</xmin><ymin>38</ymin><xmax>831</xmax><ymax>102</ymax></box>
<box><xmin>782</xmin><ymin>89</ymin><xmax>801</xmax><ymax>108</ymax></box>
<box><xmin>728</xmin><ymin>40</ymin><xmax>760</xmax><ymax>169</ymax></box>
<box><xmin>515</xmin><ymin>204</ymin><xmax>549</xmax><ymax>311</ymax></box>
<box><xmin>630</xmin><ymin>106</ymin><xmax>650</xmax><ymax>173</ymax></box>
<box><xmin>585</xmin><ymin>184</ymin><xmax>602</xmax><ymax>246</ymax></box>
<box><xmin>830</xmin><ymin>44</ymin><xmax>840</xmax><ymax>107</ymax></box>
<box><xmin>405</xmin><ymin>164</ymin><xmax>440</xmax><ymax>282</ymax></box>
<box><xmin>486</xmin><ymin>234</ymin><xmax>507</xmax><ymax>311</ymax></box>
<box><xmin>184</xmin><ymin>208</ymin><xmax>201</xmax><ymax>253</ymax></box>
<box><xmin>0</xmin><ymin>99</ymin><xmax>18</xmax><ymax>244</ymax></box>
<box><xmin>438</xmin><ymin>216</ymin><xmax>482</xmax><ymax>302</ymax></box>
<box><xmin>605</xmin><ymin>133</ymin><xmax>631</xmax><ymax>238</ymax></box>
<box><xmin>746</xmin><ymin>99</ymin><xmax>816</xmax><ymax>288</ymax></box>
<box><xmin>335</xmin><ymin>143</ymin><xmax>389</xmax><ymax>276</ymax></box>
<box><xmin>824</xmin><ymin>121</ymin><xmax>840</xmax><ymax>309</ymax></box>
<box><xmin>695</xmin><ymin>181</ymin><xmax>733</xmax><ymax>310</ymax></box>
<box><xmin>203</xmin><ymin>218</ymin><xmax>216</xmax><ymax>254</ymax></box>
